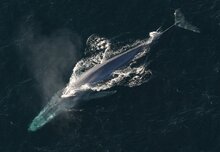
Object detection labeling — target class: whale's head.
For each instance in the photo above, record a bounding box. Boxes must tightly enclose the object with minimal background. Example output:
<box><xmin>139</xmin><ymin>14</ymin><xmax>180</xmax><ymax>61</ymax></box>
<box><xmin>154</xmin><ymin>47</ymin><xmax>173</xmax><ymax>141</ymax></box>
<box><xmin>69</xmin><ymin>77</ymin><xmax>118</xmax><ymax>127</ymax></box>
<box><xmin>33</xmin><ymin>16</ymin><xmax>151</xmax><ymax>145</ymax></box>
<box><xmin>28</xmin><ymin>90</ymin><xmax>80</xmax><ymax>132</ymax></box>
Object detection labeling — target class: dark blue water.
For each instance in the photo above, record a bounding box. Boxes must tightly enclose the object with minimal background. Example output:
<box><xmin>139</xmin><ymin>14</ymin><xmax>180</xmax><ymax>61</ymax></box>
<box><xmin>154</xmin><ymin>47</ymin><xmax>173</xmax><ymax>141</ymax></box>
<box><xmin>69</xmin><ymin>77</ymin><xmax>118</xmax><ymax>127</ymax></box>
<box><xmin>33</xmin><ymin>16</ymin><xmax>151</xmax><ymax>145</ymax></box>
<box><xmin>0</xmin><ymin>0</ymin><xmax>220</xmax><ymax>151</ymax></box>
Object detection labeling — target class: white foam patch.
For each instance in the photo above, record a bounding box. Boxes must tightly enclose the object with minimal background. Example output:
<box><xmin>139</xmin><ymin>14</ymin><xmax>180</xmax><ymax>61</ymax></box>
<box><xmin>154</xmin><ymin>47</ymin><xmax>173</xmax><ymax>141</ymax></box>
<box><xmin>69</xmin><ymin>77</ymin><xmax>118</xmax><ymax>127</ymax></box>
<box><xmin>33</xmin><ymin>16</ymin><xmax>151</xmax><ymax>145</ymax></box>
<box><xmin>62</xmin><ymin>31</ymin><xmax>161</xmax><ymax>98</ymax></box>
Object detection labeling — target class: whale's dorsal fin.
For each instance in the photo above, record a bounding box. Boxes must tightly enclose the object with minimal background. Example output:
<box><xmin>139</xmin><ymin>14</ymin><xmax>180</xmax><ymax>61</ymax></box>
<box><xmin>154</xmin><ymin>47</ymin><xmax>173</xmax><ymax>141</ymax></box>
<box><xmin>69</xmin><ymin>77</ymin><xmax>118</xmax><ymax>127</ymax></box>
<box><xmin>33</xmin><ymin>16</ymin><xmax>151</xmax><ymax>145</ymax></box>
<box><xmin>174</xmin><ymin>9</ymin><xmax>200</xmax><ymax>33</ymax></box>
<box><xmin>85</xmin><ymin>34</ymin><xmax>111</xmax><ymax>55</ymax></box>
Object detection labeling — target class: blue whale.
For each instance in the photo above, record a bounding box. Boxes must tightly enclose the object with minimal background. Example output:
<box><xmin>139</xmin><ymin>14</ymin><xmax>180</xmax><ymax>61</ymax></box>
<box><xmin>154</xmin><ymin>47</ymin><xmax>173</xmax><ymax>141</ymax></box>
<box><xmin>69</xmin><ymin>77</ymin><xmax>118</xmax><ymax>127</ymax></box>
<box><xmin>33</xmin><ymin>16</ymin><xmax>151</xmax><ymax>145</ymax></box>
<box><xmin>28</xmin><ymin>10</ymin><xmax>200</xmax><ymax>131</ymax></box>
<box><xmin>28</xmin><ymin>31</ymin><xmax>161</xmax><ymax>132</ymax></box>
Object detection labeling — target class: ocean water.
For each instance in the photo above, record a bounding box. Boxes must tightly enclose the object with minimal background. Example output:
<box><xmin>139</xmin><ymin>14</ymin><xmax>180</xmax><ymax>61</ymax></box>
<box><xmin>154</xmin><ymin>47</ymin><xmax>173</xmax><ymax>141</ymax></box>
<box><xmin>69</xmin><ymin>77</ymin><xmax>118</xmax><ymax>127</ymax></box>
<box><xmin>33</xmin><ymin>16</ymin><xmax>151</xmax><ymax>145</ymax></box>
<box><xmin>0</xmin><ymin>0</ymin><xmax>220</xmax><ymax>152</ymax></box>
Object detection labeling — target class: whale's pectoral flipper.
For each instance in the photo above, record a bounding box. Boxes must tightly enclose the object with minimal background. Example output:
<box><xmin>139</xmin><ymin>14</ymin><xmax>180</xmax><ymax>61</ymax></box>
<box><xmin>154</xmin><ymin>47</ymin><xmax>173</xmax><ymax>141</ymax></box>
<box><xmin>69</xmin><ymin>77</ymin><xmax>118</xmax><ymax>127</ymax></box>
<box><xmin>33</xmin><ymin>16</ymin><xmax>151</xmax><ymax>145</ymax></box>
<box><xmin>66</xmin><ymin>108</ymin><xmax>84</xmax><ymax>112</ymax></box>
<box><xmin>174</xmin><ymin>9</ymin><xmax>200</xmax><ymax>33</ymax></box>
<box><xmin>85</xmin><ymin>90</ymin><xmax>117</xmax><ymax>101</ymax></box>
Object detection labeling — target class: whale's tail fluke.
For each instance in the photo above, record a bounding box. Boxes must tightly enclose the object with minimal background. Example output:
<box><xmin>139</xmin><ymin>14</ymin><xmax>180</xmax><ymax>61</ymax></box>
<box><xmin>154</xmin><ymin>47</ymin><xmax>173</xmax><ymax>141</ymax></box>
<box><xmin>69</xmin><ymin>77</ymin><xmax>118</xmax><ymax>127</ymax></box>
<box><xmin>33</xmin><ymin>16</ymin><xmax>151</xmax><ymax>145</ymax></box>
<box><xmin>174</xmin><ymin>9</ymin><xmax>200</xmax><ymax>33</ymax></box>
<box><xmin>159</xmin><ymin>9</ymin><xmax>200</xmax><ymax>35</ymax></box>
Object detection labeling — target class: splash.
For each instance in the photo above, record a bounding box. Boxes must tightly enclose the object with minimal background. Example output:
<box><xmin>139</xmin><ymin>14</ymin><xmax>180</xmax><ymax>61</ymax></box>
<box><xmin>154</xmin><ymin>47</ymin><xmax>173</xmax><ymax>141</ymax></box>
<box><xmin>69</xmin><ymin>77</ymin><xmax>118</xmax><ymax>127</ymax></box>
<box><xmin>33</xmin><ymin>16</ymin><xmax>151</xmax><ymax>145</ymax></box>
<box><xmin>28</xmin><ymin>9</ymin><xmax>201</xmax><ymax>131</ymax></box>
<box><xmin>62</xmin><ymin>34</ymin><xmax>155</xmax><ymax>97</ymax></box>
<box><xmin>65</xmin><ymin>9</ymin><xmax>201</xmax><ymax>94</ymax></box>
